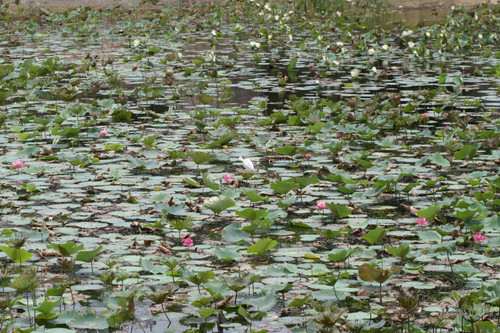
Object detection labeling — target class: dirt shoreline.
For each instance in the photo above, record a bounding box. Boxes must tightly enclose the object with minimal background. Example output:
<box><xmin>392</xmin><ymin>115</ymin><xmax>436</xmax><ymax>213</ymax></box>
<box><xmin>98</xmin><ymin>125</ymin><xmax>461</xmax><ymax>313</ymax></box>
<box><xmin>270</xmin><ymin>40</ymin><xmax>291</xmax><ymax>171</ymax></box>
<box><xmin>1</xmin><ymin>0</ymin><xmax>498</xmax><ymax>11</ymax></box>
<box><xmin>389</xmin><ymin>0</ymin><xmax>497</xmax><ymax>9</ymax></box>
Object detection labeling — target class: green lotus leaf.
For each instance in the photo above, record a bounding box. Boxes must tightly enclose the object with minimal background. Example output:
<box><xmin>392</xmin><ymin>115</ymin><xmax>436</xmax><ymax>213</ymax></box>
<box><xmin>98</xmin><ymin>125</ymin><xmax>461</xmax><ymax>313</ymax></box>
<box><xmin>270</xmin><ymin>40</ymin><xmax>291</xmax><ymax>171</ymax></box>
<box><xmin>204</xmin><ymin>195</ymin><xmax>236</xmax><ymax>214</ymax></box>
<box><xmin>363</xmin><ymin>227</ymin><xmax>386</xmax><ymax>245</ymax></box>
<box><xmin>247</xmin><ymin>238</ymin><xmax>277</xmax><ymax>254</ymax></box>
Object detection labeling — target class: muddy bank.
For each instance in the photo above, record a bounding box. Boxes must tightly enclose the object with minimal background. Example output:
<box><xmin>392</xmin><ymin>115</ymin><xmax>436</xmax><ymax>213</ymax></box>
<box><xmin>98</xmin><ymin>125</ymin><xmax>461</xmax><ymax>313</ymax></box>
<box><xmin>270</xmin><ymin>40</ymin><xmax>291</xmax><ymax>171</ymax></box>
<box><xmin>389</xmin><ymin>0</ymin><xmax>497</xmax><ymax>9</ymax></box>
<box><xmin>1</xmin><ymin>0</ymin><xmax>191</xmax><ymax>10</ymax></box>
<box><xmin>1</xmin><ymin>0</ymin><xmax>497</xmax><ymax>10</ymax></box>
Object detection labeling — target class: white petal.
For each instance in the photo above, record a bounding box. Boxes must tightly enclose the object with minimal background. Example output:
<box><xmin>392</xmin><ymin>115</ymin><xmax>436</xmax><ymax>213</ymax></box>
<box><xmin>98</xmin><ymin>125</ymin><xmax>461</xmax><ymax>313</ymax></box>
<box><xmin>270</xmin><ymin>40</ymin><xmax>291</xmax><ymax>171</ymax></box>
<box><xmin>239</xmin><ymin>156</ymin><xmax>255</xmax><ymax>171</ymax></box>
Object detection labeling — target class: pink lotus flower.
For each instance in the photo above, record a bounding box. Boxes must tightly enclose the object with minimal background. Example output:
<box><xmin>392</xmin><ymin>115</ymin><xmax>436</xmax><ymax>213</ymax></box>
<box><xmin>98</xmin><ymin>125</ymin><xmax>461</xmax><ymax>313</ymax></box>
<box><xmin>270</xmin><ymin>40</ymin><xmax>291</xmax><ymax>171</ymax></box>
<box><xmin>223</xmin><ymin>174</ymin><xmax>233</xmax><ymax>183</ymax></box>
<box><xmin>182</xmin><ymin>237</ymin><xmax>194</xmax><ymax>247</ymax></box>
<box><xmin>472</xmin><ymin>233</ymin><xmax>486</xmax><ymax>244</ymax></box>
<box><xmin>422</xmin><ymin>113</ymin><xmax>429</xmax><ymax>118</ymax></box>
<box><xmin>316</xmin><ymin>201</ymin><xmax>327</xmax><ymax>211</ymax></box>
<box><xmin>12</xmin><ymin>160</ymin><xmax>23</xmax><ymax>169</ymax></box>
<box><xmin>305</xmin><ymin>153</ymin><xmax>312</xmax><ymax>159</ymax></box>
<box><xmin>417</xmin><ymin>217</ymin><xmax>428</xmax><ymax>227</ymax></box>
<box><xmin>100</xmin><ymin>129</ymin><xmax>108</xmax><ymax>138</ymax></box>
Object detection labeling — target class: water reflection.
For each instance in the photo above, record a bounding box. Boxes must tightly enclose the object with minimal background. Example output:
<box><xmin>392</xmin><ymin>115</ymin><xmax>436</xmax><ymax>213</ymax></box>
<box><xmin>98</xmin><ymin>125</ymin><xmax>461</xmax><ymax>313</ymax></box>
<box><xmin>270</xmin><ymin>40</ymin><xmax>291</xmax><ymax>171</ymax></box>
<box><xmin>368</xmin><ymin>8</ymin><xmax>448</xmax><ymax>28</ymax></box>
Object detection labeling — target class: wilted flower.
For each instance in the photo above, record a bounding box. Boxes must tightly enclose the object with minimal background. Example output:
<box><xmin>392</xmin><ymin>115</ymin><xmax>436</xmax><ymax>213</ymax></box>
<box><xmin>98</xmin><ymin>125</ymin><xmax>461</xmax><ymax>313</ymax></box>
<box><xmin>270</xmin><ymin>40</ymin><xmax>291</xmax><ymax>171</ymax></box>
<box><xmin>417</xmin><ymin>218</ymin><xmax>428</xmax><ymax>227</ymax></box>
<box><xmin>183</xmin><ymin>237</ymin><xmax>194</xmax><ymax>247</ymax></box>
<box><xmin>12</xmin><ymin>160</ymin><xmax>23</xmax><ymax>169</ymax></box>
<box><xmin>316</xmin><ymin>201</ymin><xmax>327</xmax><ymax>211</ymax></box>
<box><xmin>336</xmin><ymin>132</ymin><xmax>346</xmax><ymax>138</ymax></box>
<box><xmin>472</xmin><ymin>233</ymin><xmax>486</xmax><ymax>244</ymax></box>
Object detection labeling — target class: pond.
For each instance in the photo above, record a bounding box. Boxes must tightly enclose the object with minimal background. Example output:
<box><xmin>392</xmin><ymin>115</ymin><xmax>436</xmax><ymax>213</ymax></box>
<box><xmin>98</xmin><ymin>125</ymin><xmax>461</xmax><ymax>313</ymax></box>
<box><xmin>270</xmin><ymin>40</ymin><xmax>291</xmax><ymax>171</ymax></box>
<box><xmin>0</xmin><ymin>1</ymin><xmax>498</xmax><ymax>332</ymax></box>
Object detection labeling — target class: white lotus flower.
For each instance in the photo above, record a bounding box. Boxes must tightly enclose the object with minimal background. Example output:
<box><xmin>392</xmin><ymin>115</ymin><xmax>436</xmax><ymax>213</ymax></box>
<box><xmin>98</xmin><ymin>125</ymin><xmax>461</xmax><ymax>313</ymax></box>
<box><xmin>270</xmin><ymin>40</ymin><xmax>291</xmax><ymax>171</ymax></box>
<box><xmin>239</xmin><ymin>156</ymin><xmax>256</xmax><ymax>172</ymax></box>
<box><xmin>402</xmin><ymin>30</ymin><xmax>413</xmax><ymax>38</ymax></box>
<box><xmin>351</xmin><ymin>68</ymin><xmax>360</xmax><ymax>79</ymax></box>
<box><xmin>133</xmin><ymin>39</ymin><xmax>140</xmax><ymax>47</ymax></box>
<box><xmin>250</xmin><ymin>41</ymin><xmax>261</xmax><ymax>49</ymax></box>
<box><xmin>368</xmin><ymin>48</ymin><xmax>375</xmax><ymax>55</ymax></box>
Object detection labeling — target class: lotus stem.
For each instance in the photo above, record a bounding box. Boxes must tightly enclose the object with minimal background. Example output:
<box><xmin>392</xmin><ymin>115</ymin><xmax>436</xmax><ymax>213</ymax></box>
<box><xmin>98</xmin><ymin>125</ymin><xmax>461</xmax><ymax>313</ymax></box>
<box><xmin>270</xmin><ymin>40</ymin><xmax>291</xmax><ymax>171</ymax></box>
<box><xmin>447</xmin><ymin>252</ymin><xmax>454</xmax><ymax>273</ymax></box>
<box><xmin>133</xmin><ymin>314</ymin><xmax>146</xmax><ymax>333</ymax></box>
<box><xmin>379</xmin><ymin>283</ymin><xmax>383</xmax><ymax>305</ymax></box>
<box><xmin>161</xmin><ymin>303</ymin><xmax>171</xmax><ymax>323</ymax></box>
<box><xmin>25</xmin><ymin>292</ymin><xmax>31</xmax><ymax>327</ymax></box>
<box><xmin>333</xmin><ymin>286</ymin><xmax>340</xmax><ymax>302</ymax></box>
